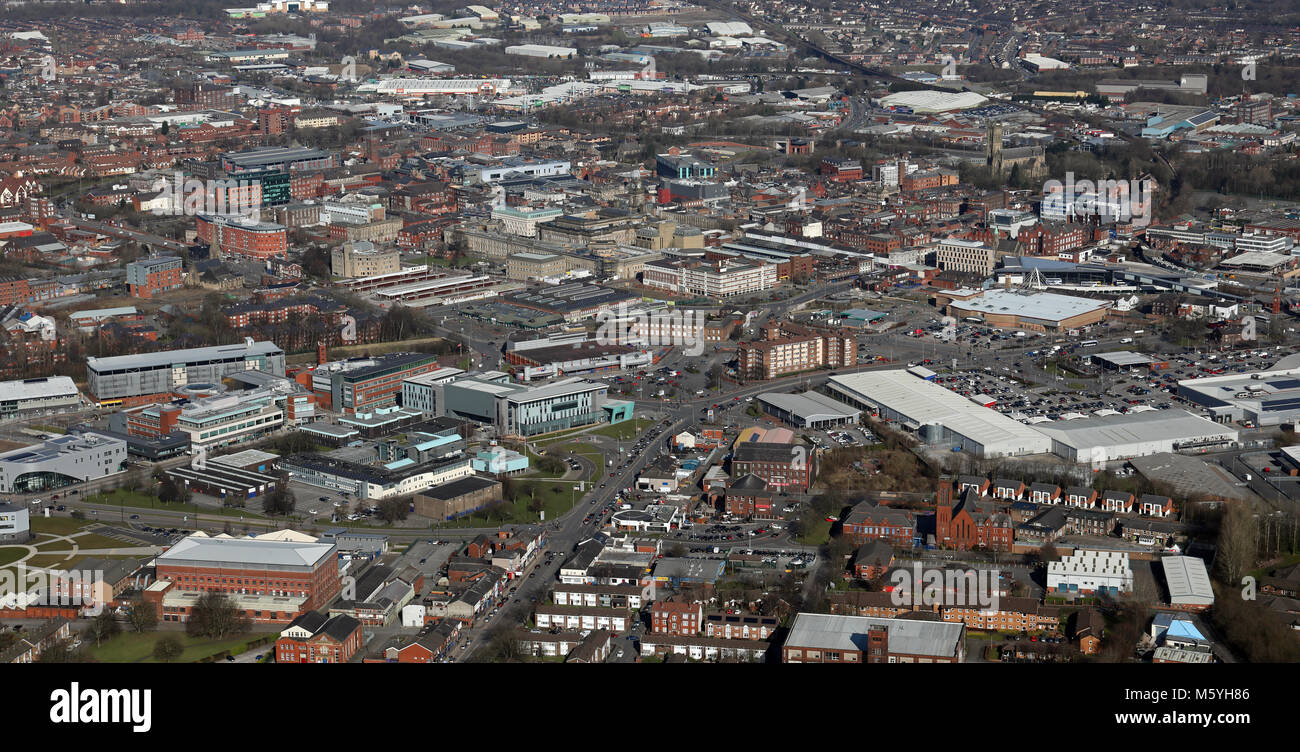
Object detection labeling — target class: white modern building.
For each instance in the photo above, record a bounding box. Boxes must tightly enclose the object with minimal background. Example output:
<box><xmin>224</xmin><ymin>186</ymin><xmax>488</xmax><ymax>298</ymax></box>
<box><xmin>401</xmin><ymin>367</ymin><xmax>467</xmax><ymax>414</ymax></box>
<box><xmin>0</xmin><ymin>501</ymin><xmax>30</xmax><ymax>543</ymax></box>
<box><xmin>0</xmin><ymin>432</ymin><xmax>128</xmax><ymax>494</ymax></box>
<box><xmin>1047</xmin><ymin>549</ymin><xmax>1133</xmax><ymax>596</ymax></box>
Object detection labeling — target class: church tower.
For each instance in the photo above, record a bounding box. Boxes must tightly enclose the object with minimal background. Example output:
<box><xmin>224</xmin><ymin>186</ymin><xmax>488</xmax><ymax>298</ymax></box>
<box><xmin>986</xmin><ymin>120</ymin><xmax>1004</xmax><ymax>173</ymax></box>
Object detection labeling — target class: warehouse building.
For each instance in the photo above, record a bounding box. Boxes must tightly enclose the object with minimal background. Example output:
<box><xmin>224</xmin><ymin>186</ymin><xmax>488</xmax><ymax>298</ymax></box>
<box><xmin>1032</xmin><ymin>409</ymin><xmax>1238</xmax><ymax>465</ymax></box>
<box><xmin>825</xmin><ymin>370</ymin><xmax>1052</xmax><ymax>457</ymax></box>
<box><xmin>756</xmin><ymin>391</ymin><xmax>861</xmax><ymax>428</ymax></box>
<box><xmin>1161</xmin><ymin>555</ymin><xmax>1215</xmax><ymax>611</ymax></box>
<box><xmin>945</xmin><ymin>288</ymin><xmax>1111</xmax><ymax>332</ymax></box>
<box><xmin>86</xmin><ymin>339</ymin><xmax>285</xmax><ymax>407</ymax></box>
<box><xmin>1177</xmin><ymin>367</ymin><xmax>1300</xmax><ymax>425</ymax></box>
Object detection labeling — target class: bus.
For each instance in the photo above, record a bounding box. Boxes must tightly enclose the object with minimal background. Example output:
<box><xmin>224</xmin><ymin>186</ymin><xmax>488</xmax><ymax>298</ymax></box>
<box><xmin>1080</xmin><ymin>340</ymin><xmax>1099</xmax><ymax>347</ymax></box>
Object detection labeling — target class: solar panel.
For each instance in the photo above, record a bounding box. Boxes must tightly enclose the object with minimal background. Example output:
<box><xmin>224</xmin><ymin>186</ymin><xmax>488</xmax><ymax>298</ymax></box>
<box><xmin>1270</xmin><ymin>379</ymin><xmax>1300</xmax><ymax>389</ymax></box>
<box><xmin>1261</xmin><ymin>398</ymin><xmax>1300</xmax><ymax>412</ymax></box>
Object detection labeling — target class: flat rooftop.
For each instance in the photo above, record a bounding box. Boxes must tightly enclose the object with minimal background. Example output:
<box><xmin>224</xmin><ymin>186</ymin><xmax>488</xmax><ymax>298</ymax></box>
<box><xmin>158</xmin><ymin>535</ymin><xmax>335</xmax><ymax>569</ymax></box>
<box><xmin>785</xmin><ymin>612</ymin><xmax>964</xmax><ymax>657</ymax></box>
<box><xmin>827</xmin><ymin>370</ymin><xmax>1050</xmax><ymax>454</ymax></box>
<box><xmin>948</xmin><ymin>289</ymin><xmax>1110</xmax><ymax>324</ymax></box>
<box><xmin>87</xmin><ymin>340</ymin><xmax>282</xmax><ymax>372</ymax></box>
<box><xmin>1033</xmin><ymin>409</ymin><xmax>1237</xmax><ymax>449</ymax></box>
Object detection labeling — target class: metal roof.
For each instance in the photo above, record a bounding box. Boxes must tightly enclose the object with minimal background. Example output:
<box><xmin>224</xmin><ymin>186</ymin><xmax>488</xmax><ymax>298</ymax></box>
<box><xmin>1162</xmin><ymin>555</ymin><xmax>1215</xmax><ymax>605</ymax></box>
<box><xmin>159</xmin><ymin>535</ymin><xmax>335</xmax><ymax>569</ymax></box>
<box><xmin>785</xmin><ymin>613</ymin><xmax>964</xmax><ymax>657</ymax></box>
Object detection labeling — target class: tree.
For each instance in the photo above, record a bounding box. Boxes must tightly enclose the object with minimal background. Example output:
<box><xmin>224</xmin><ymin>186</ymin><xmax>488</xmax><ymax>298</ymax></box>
<box><xmin>157</xmin><ymin>476</ymin><xmax>180</xmax><ymax>504</ymax></box>
<box><xmin>87</xmin><ymin>609</ymin><xmax>121</xmax><ymax>647</ymax></box>
<box><xmin>126</xmin><ymin>603</ymin><xmax>158</xmax><ymax>633</ymax></box>
<box><xmin>152</xmin><ymin>635</ymin><xmax>183</xmax><ymax>663</ymax></box>
<box><xmin>376</xmin><ymin>497</ymin><xmax>410</xmax><ymax>523</ymax></box>
<box><xmin>261</xmin><ymin>478</ymin><xmax>296</xmax><ymax>517</ymax></box>
<box><xmin>1216</xmin><ymin>501</ymin><xmax>1260</xmax><ymax>585</ymax></box>
<box><xmin>186</xmin><ymin>592</ymin><xmax>251</xmax><ymax>640</ymax></box>
<box><xmin>37</xmin><ymin>639</ymin><xmax>88</xmax><ymax>663</ymax></box>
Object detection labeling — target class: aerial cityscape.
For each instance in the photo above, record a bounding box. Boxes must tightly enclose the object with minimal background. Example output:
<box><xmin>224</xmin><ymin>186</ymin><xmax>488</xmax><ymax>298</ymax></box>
<box><xmin>0</xmin><ymin>0</ymin><xmax>1295</xmax><ymax>688</ymax></box>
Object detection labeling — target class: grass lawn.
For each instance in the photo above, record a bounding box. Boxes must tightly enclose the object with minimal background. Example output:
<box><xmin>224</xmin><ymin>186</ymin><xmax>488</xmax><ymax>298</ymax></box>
<box><xmin>86</xmin><ymin>489</ymin><xmax>267</xmax><ymax>520</ymax></box>
<box><xmin>585</xmin><ymin>418</ymin><xmax>655</xmax><ymax>442</ymax></box>
<box><xmin>29</xmin><ymin>517</ymin><xmax>99</xmax><ymax>536</ymax></box>
<box><xmin>531</xmin><ymin>417</ymin><xmax>656</xmax><ymax>447</ymax></box>
<box><xmin>0</xmin><ymin>547</ymin><xmax>27</xmax><ymax>567</ymax></box>
<box><xmin>795</xmin><ymin>518</ymin><xmax>832</xmax><ymax>545</ymax></box>
<box><xmin>544</xmin><ymin>442</ymin><xmax>605</xmax><ymax>482</ymax></box>
<box><xmin>89</xmin><ymin>631</ymin><xmax>276</xmax><ymax>663</ymax></box>
<box><xmin>431</xmin><ymin>475</ymin><xmax>585</xmax><ymax>528</ymax></box>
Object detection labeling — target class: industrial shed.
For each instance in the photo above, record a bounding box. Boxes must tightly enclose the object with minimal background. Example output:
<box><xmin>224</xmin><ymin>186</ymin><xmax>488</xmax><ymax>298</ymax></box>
<box><xmin>825</xmin><ymin>370</ymin><xmax>1052</xmax><ymax>458</ymax></box>
<box><xmin>1032</xmin><ymin>409</ymin><xmax>1238</xmax><ymax>464</ymax></box>
<box><xmin>1161</xmin><ymin>555</ymin><xmax>1215</xmax><ymax>610</ymax></box>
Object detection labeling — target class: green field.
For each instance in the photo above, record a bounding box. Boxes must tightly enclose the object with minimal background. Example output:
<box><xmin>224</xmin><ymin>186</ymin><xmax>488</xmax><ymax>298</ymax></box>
<box><xmin>545</xmin><ymin>442</ymin><xmax>605</xmax><ymax>482</ymax></box>
<box><xmin>531</xmin><ymin>417</ymin><xmax>655</xmax><ymax>447</ymax></box>
<box><xmin>0</xmin><ymin>547</ymin><xmax>26</xmax><ymax>567</ymax></box>
<box><xmin>795</xmin><ymin>518</ymin><xmax>833</xmax><ymax>546</ymax></box>
<box><xmin>29</xmin><ymin>516</ymin><xmax>100</xmax><ymax>536</ymax></box>
<box><xmin>585</xmin><ymin>418</ymin><xmax>655</xmax><ymax>442</ymax></box>
<box><xmin>89</xmin><ymin>631</ymin><xmax>276</xmax><ymax>663</ymax></box>
<box><xmin>86</xmin><ymin>489</ymin><xmax>268</xmax><ymax>520</ymax></box>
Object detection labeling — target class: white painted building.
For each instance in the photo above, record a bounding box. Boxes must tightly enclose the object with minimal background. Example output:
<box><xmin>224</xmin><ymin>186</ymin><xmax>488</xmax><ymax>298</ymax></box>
<box><xmin>1047</xmin><ymin>549</ymin><xmax>1133</xmax><ymax>596</ymax></box>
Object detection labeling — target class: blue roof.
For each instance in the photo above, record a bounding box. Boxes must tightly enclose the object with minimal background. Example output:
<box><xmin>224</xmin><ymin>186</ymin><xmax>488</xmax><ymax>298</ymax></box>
<box><xmin>1168</xmin><ymin>618</ymin><xmax>1205</xmax><ymax>641</ymax></box>
<box><xmin>413</xmin><ymin>433</ymin><xmax>461</xmax><ymax>451</ymax></box>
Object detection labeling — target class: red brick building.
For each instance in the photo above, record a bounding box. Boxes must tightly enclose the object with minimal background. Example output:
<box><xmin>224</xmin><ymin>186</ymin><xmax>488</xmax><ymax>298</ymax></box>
<box><xmin>843</xmin><ymin>500</ymin><xmax>915</xmax><ymax>548</ymax></box>
<box><xmin>651</xmin><ymin>597</ymin><xmax>703</xmax><ymax>636</ymax></box>
<box><xmin>730</xmin><ymin>441</ymin><xmax>815</xmax><ymax>492</ymax></box>
<box><xmin>196</xmin><ymin>214</ymin><xmax>288</xmax><ymax>259</ymax></box>
<box><xmin>275</xmin><ymin>612</ymin><xmax>363</xmax><ymax>663</ymax></box>
<box><xmin>935</xmin><ymin>480</ymin><xmax>1014</xmax><ymax>552</ymax></box>
<box><xmin>147</xmin><ymin>536</ymin><xmax>342</xmax><ymax>626</ymax></box>
<box><xmin>126</xmin><ymin>256</ymin><xmax>184</xmax><ymax>298</ymax></box>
